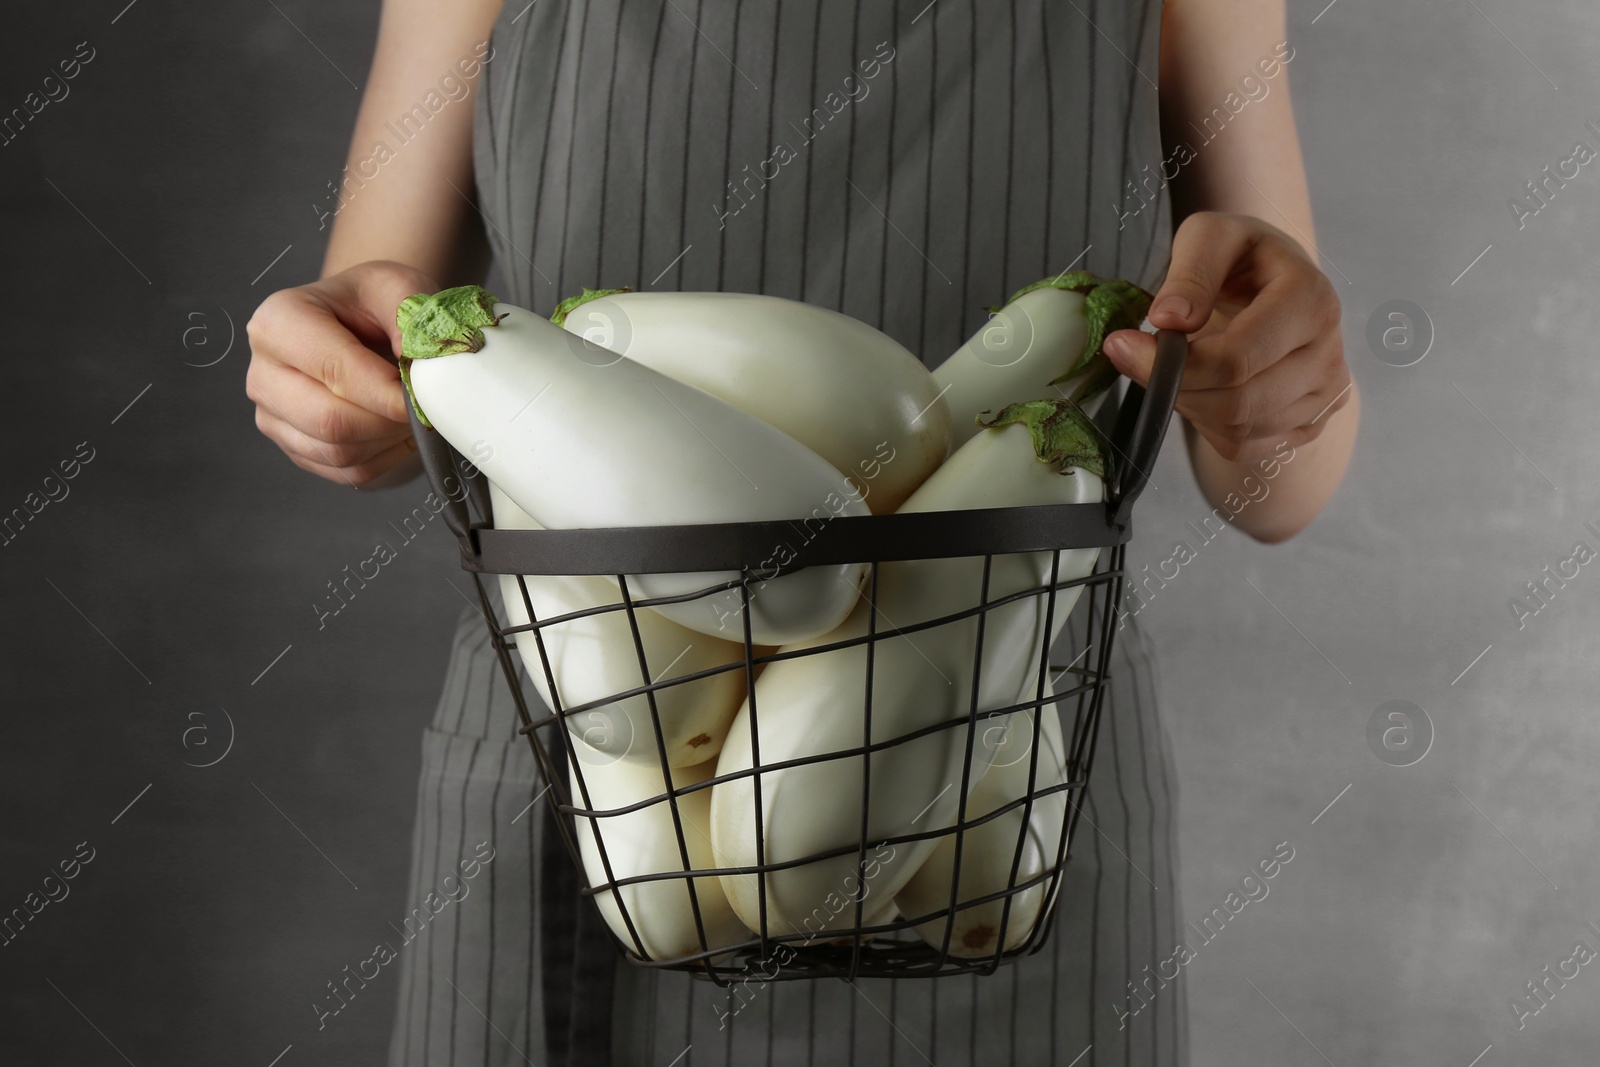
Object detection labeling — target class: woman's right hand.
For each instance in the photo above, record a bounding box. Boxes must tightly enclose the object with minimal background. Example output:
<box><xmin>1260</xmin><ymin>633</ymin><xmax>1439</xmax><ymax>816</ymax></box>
<box><xmin>246</xmin><ymin>260</ymin><xmax>438</xmax><ymax>490</ymax></box>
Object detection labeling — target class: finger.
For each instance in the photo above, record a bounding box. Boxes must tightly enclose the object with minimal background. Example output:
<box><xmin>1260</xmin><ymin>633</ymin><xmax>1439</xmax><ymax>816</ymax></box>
<box><xmin>256</xmin><ymin>407</ymin><xmax>412</xmax><ymax>473</ymax></box>
<box><xmin>1182</xmin><ymin>378</ymin><xmax>1346</xmax><ymax>446</ymax></box>
<box><xmin>254</xmin><ymin>401</ymin><xmax>379</xmax><ymax>490</ymax></box>
<box><xmin>256</xmin><ymin>290</ymin><xmax>412</xmax><ymax>425</ymax></box>
<box><xmin>276</xmin><ymin>429</ymin><xmax>422</xmax><ymax>489</ymax></box>
<box><xmin>1149</xmin><ymin>215</ymin><xmax>1310</xmax><ymax>335</ymax></box>
<box><xmin>1189</xmin><ymin>416</ymin><xmax>1325</xmax><ymax>466</ymax></box>
<box><xmin>348</xmin><ymin>260</ymin><xmax>441</xmax><ymax>357</ymax></box>
<box><xmin>1146</xmin><ymin>213</ymin><xmax>1261</xmax><ymax>333</ymax></box>
<box><xmin>353</xmin><ymin>449</ymin><xmax>424</xmax><ymax>492</ymax></box>
<box><xmin>1178</xmin><ymin>266</ymin><xmax>1337</xmax><ymax>392</ymax></box>
<box><xmin>249</xmin><ymin>359</ymin><xmax>413</xmax><ymax>445</ymax></box>
<box><xmin>1102</xmin><ymin>327</ymin><xmax>1160</xmax><ymax>387</ymax></box>
<box><xmin>1175</xmin><ymin>334</ymin><xmax>1347</xmax><ymax>437</ymax></box>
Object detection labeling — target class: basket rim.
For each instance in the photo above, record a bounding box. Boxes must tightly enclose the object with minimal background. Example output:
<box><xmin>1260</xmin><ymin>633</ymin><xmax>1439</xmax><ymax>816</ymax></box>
<box><xmin>462</xmin><ymin>498</ymin><xmax>1129</xmax><ymax>576</ymax></box>
<box><xmin>406</xmin><ymin>330</ymin><xmax>1188</xmax><ymax>576</ymax></box>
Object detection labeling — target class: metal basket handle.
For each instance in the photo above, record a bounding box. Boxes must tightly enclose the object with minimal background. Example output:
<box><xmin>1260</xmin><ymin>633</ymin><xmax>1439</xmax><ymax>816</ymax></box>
<box><xmin>1105</xmin><ymin>328</ymin><xmax>1186</xmax><ymax>528</ymax></box>
<box><xmin>408</xmin><ymin>403</ymin><xmax>479</xmax><ymax>561</ymax></box>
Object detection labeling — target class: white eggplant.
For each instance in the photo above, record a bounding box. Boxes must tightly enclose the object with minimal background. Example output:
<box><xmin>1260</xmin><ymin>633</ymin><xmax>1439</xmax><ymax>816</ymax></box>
<box><xmin>555</xmin><ymin>289</ymin><xmax>953</xmax><ymax>514</ymax></box>
<box><xmin>570</xmin><ymin>750</ymin><xmax>750</xmax><ymax>960</ymax></box>
<box><xmin>397</xmin><ymin>286</ymin><xmax>870</xmax><ymax>646</ymax></box>
<box><xmin>895</xmin><ymin>674</ymin><xmax>1071</xmax><ymax>957</ymax></box>
<box><xmin>710</xmin><ymin>401</ymin><xmax>1107</xmax><ymax>939</ymax></box>
<box><xmin>488</xmin><ymin>481</ymin><xmax>751</xmax><ymax>768</ymax></box>
<box><xmin>933</xmin><ymin>272</ymin><xmax>1152</xmax><ymax>447</ymax></box>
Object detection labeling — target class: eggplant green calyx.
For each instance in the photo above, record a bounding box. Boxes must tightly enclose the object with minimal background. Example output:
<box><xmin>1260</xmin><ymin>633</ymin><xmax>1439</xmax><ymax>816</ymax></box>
<box><xmin>397</xmin><ymin>285</ymin><xmax>503</xmax><ymax>361</ymax></box>
<box><xmin>550</xmin><ymin>286</ymin><xmax>633</xmax><ymax>328</ymax></box>
<box><xmin>394</xmin><ymin>285</ymin><xmax>505</xmax><ymax>429</ymax></box>
<box><xmin>985</xmin><ymin>271</ymin><xmax>1154</xmax><ymax>403</ymax></box>
<box><xmin>977</xmin><ymin>398</ymin><xmax>1108</xmax><ymax>480</ymax></box>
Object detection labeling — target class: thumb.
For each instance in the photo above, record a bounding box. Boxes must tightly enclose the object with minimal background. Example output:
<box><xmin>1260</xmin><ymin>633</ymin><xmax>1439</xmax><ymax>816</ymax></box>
<box><xmin>324</xmin><ymin>261</ymin><xmax>442</xmax><ymax>425</ymax></box>
<box><xmin>379</xmin><ymin>271</ymin><xmax>445</xmax><ymax>359</ymax></box>
<box><xmin>348</xmin><ymin>260</ymin><xmax>443</xmax><ymax>360</ymax></box>
<box><xmin>1102</xmin><ymin>328</ymin><xmax>1157</xmax><ymax>387</ymax></box>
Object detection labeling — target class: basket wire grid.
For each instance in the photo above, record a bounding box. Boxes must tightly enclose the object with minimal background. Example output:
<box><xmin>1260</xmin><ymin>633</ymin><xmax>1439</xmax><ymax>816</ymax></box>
<box><xmin>407</xmin><ymin>330</ymin><xmax>1186</xmax><ymax>985</ymax></box>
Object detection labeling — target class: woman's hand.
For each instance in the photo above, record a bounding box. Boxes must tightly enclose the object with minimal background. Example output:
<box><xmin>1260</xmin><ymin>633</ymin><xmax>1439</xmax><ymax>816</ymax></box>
<box><xmin>246</xmin><ymin>260</ymin><xmax>437</xmax><ymax>489</ymax></box>
<box><xmin>1102</xmin><ymin>211</ymin><xmax>1351</xmax><ymax>466</ymax></box>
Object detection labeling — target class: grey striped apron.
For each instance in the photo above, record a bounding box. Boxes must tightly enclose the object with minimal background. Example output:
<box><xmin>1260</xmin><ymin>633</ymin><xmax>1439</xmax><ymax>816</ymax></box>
<box><xmin>387</xmin><ymin>1</ymin><xmax>1184</xmax><ymax>1063</ymax></box>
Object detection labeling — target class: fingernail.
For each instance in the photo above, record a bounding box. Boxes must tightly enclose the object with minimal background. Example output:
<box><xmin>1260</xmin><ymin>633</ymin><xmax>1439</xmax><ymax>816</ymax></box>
<box><xmin>1104</xmin><ymin>334</ymin><xmax>1131</xmax><ymax>362</ymax></box>
<box><xmin>1154</xmin><ymin>296</ymin><xmax>1192</xmax><ymax>321</ymax></box>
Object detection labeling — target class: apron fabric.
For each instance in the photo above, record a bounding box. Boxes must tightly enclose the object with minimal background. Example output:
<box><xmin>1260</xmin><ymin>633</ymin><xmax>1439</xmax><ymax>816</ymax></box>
<box><xmin>387</xmin><ymin>1</ymin><xmax>1185</xmax><ymax>1063</ymax></box>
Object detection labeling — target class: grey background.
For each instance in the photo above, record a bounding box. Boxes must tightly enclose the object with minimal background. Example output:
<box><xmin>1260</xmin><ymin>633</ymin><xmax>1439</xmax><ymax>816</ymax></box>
<box><xmin>1128</xmin><ymin>3</ymin><xmax>1600</xmax><ymax>1065</ymax></box>
<box><xmin>0</xmin><ymin>1</ymin><xmax>1595</xmax><ymax>1065</ymax></box>
<box><xmin>1</xmin><ymin>3</ymin><xmax>455</xmax><ymax>1063</ymax></box>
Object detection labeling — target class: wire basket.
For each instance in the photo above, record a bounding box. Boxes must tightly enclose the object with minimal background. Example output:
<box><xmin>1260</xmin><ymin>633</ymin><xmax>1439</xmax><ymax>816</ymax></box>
<box><xmin>407</xmin><ymin>329</ymin><xmax>1186</xmax><ymax>985</ymax></box>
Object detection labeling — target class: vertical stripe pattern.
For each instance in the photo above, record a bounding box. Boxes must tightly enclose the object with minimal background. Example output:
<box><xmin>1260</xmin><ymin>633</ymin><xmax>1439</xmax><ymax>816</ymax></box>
<box><xmin>388</xmin><ymin>0</ymin><xmax>1181</xmax><ymax>1063</ymax></box>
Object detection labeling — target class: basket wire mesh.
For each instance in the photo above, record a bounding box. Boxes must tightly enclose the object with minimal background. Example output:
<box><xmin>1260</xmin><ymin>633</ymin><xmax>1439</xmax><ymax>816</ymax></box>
<box><xmin>408</xmin><ymin>330</ymin><xmax>1186</xmax><ymax>985</ymax></box>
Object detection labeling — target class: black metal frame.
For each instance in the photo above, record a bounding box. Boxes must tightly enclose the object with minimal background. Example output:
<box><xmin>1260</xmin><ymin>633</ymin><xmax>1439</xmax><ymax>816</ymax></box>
<box><xmin>408</xmin><ymin>329</ymin><xmax>1186</xmax><ymax>985</ymax></box>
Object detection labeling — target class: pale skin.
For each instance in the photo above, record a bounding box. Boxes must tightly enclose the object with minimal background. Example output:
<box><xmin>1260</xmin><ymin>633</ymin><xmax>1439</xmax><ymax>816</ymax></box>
<box><xmin>247</xmin><ymin>0</ymin><xmax>1356</xmax><ymax>541</ymax></box>
<box><xmin>1105</xmin><ymin>0</ymin><xmax>1358</xmax><ymax>542</ymax></box>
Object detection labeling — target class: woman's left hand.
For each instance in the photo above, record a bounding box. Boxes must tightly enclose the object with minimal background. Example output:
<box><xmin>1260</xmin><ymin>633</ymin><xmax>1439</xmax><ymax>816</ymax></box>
<box><xmin>1102</xmin><ymin>210</ymin><xmax>1352</xmax><ymax>465</ymax></box>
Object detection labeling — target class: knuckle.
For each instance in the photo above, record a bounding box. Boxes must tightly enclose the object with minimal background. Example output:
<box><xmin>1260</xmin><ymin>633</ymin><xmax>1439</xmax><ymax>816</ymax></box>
<box><xmin>1314</xmin><ymin>280</ymin><xmax>1342</xmax><ymax>332</ymax></box>
<box><xmin>319</xmin><ymin>352</ymin><xmax>344</xmax><ymax>395</ymax></box>
<box><xmin>1315</xmin><ymin>341</ymin><xmax>1344</xmax><ymax>381</ymax></box>
<box><xmin>324</xmin><ymin>442</ymin><xmax>367</xmax><ymax>469</ymax></box>
<box><xmin>1178</xmin><ymin>210</ymin><xmax>1221</xmax><ymax>239</ymax></box>
<box><xmin>1262</xmin><ymin>221</ymin><xmax>1298</xmax><ymax>253</ymax></box>
<box><xmin>313</xmin><ymin>403</ymin><xmax>350</xmax><ymax>445</ymax></box>
<box><xmin>1217</xmin><ymin>354</ymin><xmax>1253</xmax><ymax>389</ymax></box>
<box><xmin>372</xmin><ymin>259</ymin><xmax>425</xmax><ymax>289</ymax></box>
<box><xmin>1314</xmin><ymin>340</ymin><xmax>1351</xmax><ymax>388</ymax></box>
<box><xmin>1211</xmin><ymin>436</ymin><xmax>1245</xmax><ymax>463</ymax></box>
<box><xmin>1329</xmin><ymin>353</ymin><xmax>1354</xmax><ymax>388</ymax></box>
<box><xmin>344</xmin><ymin>456</ymin><xmax>389</xmax><ymax>486</ymax></box>
<box><xmin>1318</xmin><ymin>384</ymin><xmax>1352</xmax><ymax>424</ymax></box>
<box><xmin>246</xmin><ymin>290</ymin><xmax>287</xmax><ymax>342</ymax></box>
<box><xmin>244</xmin><ymin>306</ymin><xmax>267</xmax><ymax>344</ymax></box>
<box><xmin>1219</xmin><ymin>389</ymin><xmax>1253</xmax><ymax>430</ymax></box>
<box><xmin>1174</xmin><ymin>262</ymin><xmax>1213</xmax><ymax>298</ymax></box>
<box><xmin>361</xmin><ymin>260</ymin><xmax>434</xmax><ymax>320</ymax></box>
<box><xmin>1229</xmin><ymin>442</ymin><xmax>1267</xmax><ymax>466</ymax></box>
